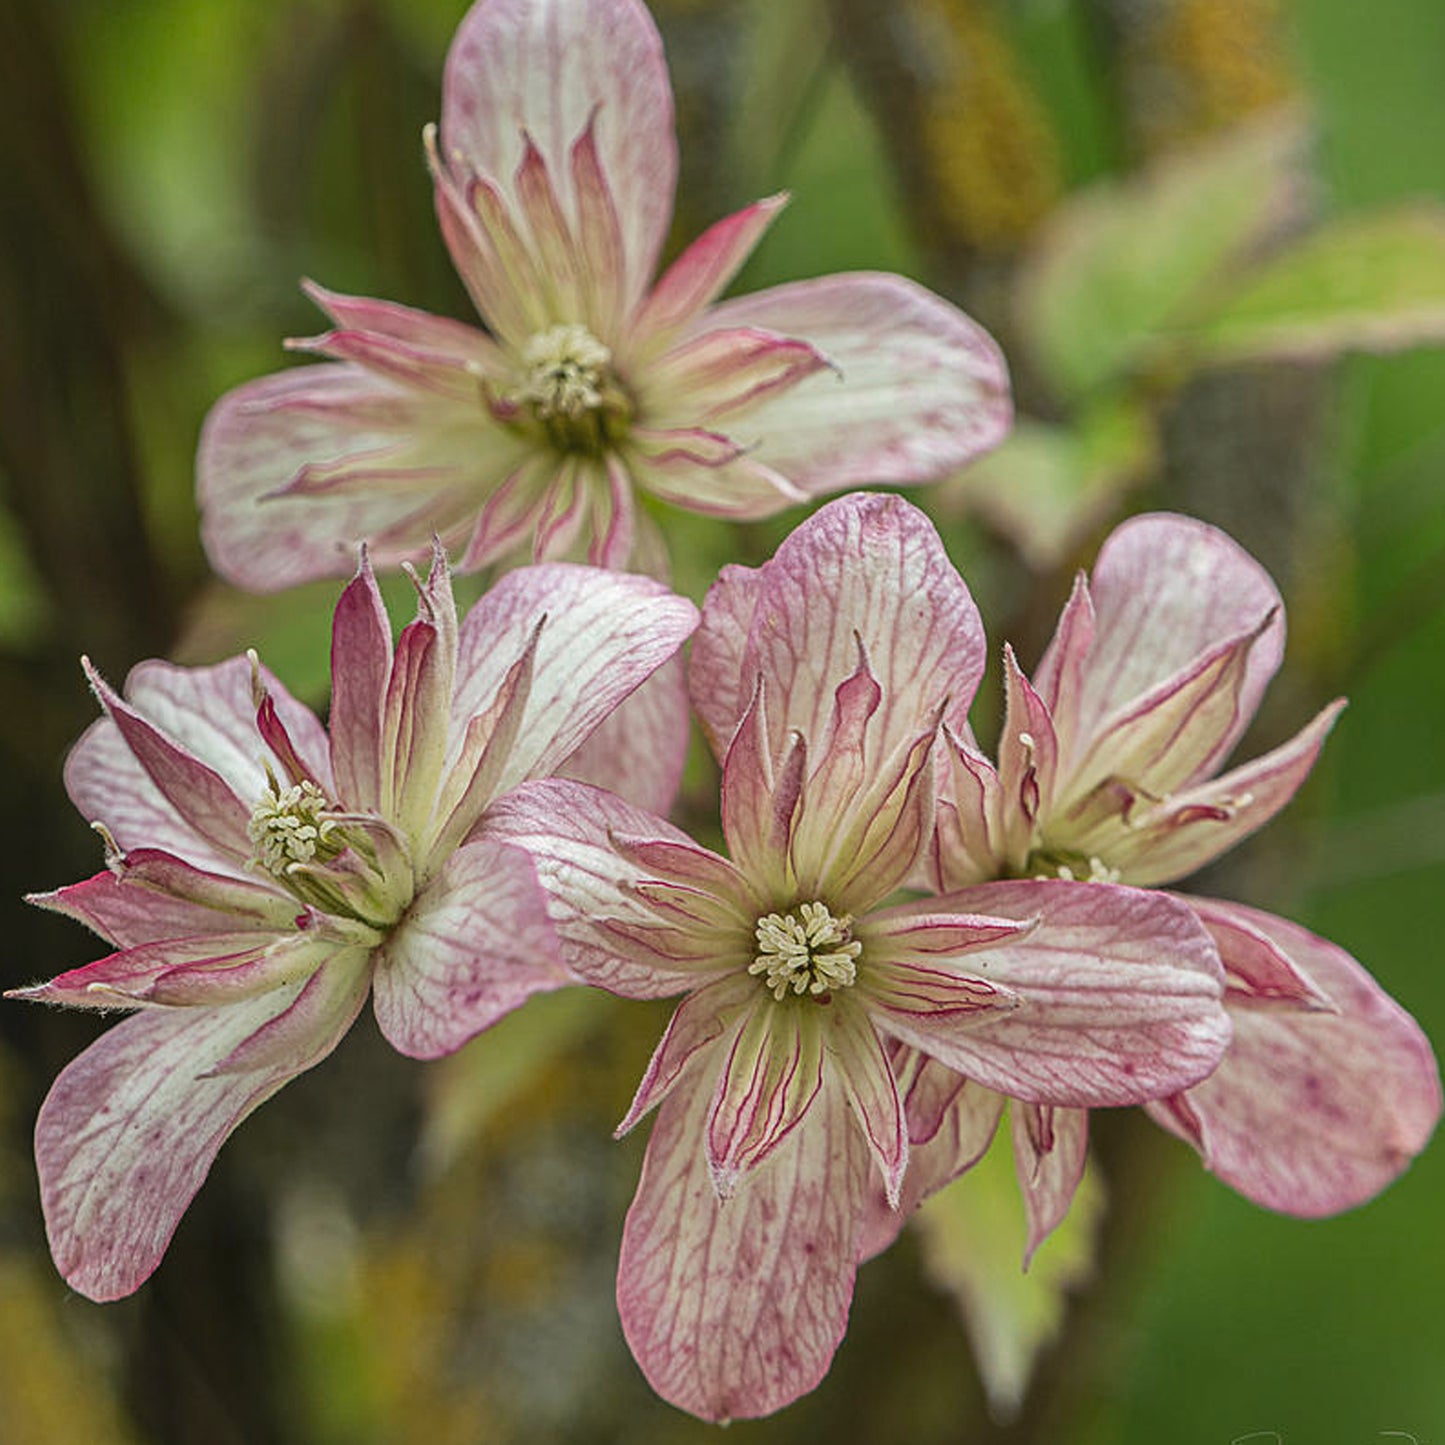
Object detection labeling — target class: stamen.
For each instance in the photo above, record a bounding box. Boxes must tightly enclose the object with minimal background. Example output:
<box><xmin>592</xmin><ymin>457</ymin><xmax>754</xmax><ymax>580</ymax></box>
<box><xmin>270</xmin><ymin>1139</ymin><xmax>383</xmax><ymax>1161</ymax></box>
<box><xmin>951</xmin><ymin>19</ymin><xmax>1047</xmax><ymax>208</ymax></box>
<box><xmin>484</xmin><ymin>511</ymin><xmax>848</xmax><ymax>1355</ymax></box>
<box><xmin>510</xmin><ymin>323</ymin><xmax>632</xmax><ymax>453</ymax></box>
<box><xmin>249</xmin><ymin>775</ymin><xmax>343</xmax><ymax>879</ymax></box>
<box><xmin>750</xmin><ymin>900</ymin><xmax>862</xmax><ymax>1002</ymax></box>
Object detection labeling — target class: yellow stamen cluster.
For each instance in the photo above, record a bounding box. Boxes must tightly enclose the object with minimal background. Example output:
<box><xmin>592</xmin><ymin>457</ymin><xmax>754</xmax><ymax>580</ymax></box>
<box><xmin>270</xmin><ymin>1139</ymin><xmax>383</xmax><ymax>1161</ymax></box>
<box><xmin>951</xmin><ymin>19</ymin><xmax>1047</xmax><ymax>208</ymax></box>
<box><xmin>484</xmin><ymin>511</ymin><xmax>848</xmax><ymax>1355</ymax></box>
<box><xmin>248</xmin><ymin>778</ymin><xmax>342</xmax><ymax>879</ymax></box>
<box><xmin>750</xmin><ymin>901</ymin><xmax>862</xmax><ymax>1001</ymax></box>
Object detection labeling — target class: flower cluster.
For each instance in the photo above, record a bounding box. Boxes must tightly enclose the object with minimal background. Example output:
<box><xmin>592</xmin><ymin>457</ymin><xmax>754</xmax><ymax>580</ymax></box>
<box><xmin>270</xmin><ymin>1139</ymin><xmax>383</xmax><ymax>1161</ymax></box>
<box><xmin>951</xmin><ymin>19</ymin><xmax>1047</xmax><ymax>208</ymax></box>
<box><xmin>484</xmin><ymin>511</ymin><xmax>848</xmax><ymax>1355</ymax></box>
<box><xmin>9</xmin><ymin>0</ymin><xmax>1438</xmax><ymax>1429</ymax></box>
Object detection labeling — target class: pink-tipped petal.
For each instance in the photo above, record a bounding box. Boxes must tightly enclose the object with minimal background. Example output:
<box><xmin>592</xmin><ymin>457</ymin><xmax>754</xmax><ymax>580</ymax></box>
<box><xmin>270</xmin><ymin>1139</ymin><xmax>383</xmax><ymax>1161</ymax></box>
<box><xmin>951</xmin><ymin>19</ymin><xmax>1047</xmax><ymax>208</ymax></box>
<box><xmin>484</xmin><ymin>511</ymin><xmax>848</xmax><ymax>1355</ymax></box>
<box><xmin>450</xmin><ymin>562</ymin><xmax>697</xmax><ymax>795</ymax></box>
<box><xmin>931</xmin><ymin>726</ymin><xmax>1006</xmax><ymax>891</ymax></box>
<box><xmin>829</xmin><ymin>1001</ymin><xmax>908</xmax><ymax>1206</ymax></box>
<box><xmin>1011</xmin><ymin>1102</ymin><xmax>1089</xmax><ymax>1266</ymax></box>
<box><xmin>328</xmin><ymin>553</ymin><xmax>393</xmax><ymax>811</ymax></box>
<box><xmin>618</xmin><ymin>1072</ymin><xmax>869</xmax><ymax>1422</ymax></box>
<box><xmin>643</xmin><ymin>326</ymin><xmax>831</xmax><ymax>424</ymax></box>
<box><xmin>198</xmin><ymin>364</ymin><xmax>525</xmax><ymax>591</ymax></box>
<box><xmin>700</xmin><ymin>273</ymin><xmax>1011</xmax><ymax>493</ymax></box>
<box><xmin>371</xmin><ymin>836</ymin><xmax>567</xmax><ymax>1059</ymax></box>
<box><xmin>873</xmin><ymin>880</ymin><xmax>1230</xmax><ymax>1107</ymax></box>
<box><xmin>1149</xmin><ymin>899</ymin><xmax>1441</xmax><ymax>1216</ymax></box>
<box><xmin>1059</xmin><ymin>513</ymin><xmax>1284</xmax><ymax>762</ymax></box>
<box><xmin>439</xmin><ymin>0</ymin><xmax>676</xmax><ymax>312</ymax></box>
<box><xmin>630</xmin><ymin>195</ymin><xmax>789</xmax><ymax>346</ymax></box>
<box><xmin>482</xmin><ymin>779</ymin><xmax>750</xmax><ymax>998</ymax></box>
<box><xmin>302</xmin><ymin>280</ymin><xmax>509</xmax><ymax>370</ymax></box>
<box><xmin>625</xmin><ymin>436</ymin><xmax>804</xmax><ymax>520</ymax></box>
<box><xmin>691</xmin><ymin>492</ymin><xmax>986</xmax><ymax>763</ymax></box>
<box><xmin>34</xmin><ymin>951</ymin><xmax>370</xmax><ymax>1301</ymax></box>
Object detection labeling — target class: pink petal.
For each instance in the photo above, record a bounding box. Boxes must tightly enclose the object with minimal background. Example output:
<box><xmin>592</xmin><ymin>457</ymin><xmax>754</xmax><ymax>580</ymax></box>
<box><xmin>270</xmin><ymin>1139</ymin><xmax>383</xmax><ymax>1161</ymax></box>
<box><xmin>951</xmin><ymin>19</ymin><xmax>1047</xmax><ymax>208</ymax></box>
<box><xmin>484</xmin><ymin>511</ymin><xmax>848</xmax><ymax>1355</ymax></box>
<box><xmin>618</xmin><ymin>1073</ymin><xmax>870</xmax><ymax>1421</ymax></box>
<box><xmin>642</xmin><ymin>326</ymin><xmax>831</xmax><ymax>424</ymax></box>
<box><xmin>872</xmin><ymin>879</ymin><xmax>1230</xmax><ymax>1107</ymax></box>
<box><xmin>629</xmin><ymin>195</ymin><xmax>789</xmax><ymax>346</ymax></box>
<box><xmin>1148</xmin><ymin>898</ymin><xmax>1441</xmax><ymax>1216</ymax></box>
<box><xmin>930</xmin><ymin>725</ymin><xmax>1007</xmax><ymax>891</ymax></box>
<box><xmin>617</xmin><ymin>972</ymin><xmax>758</xmax><ymax>1135</ymax></box>
<box><xmin>1106</xmin><ymin>699</ymin><xmax>1346</xmax><ymax>886</ymax></box>
<box><xmin>198</xmin><ymin>364</ymin><xmax>526</xmax><ymax>591</ymax></box>
<box><xmin>327</xmin><ymin>552</ymin><xmax>393</xmax><ymax>812</ymax></box>
<box><xmin>828</xmin><ymin>1001</ymin><xmax>908</xmax><ymax>1206</ymax></box>
<box><xmin>1052</xmin><ymin>513</ymin><xmax>1284</xmax><ymax>766</ymax></box>
<box><xmin>450</xmin><ymin>562</ymin><xmax>698</xmax><ymax>795</ymax></box>
<box><xmin>27</xmin><ymin>853</ymin><xmax>296</xmax><ymax>949</ymax></box>
<box><xmin>699</xmin><ymin>273</ymin><xmax>1010</xmax><ymax>493</ymax></box>
<box><xmin>623</xmin><ymin>434</ymin><xmax>804</xmax><ymax>519</ymax></box>
<box><xmin>1011</xmin><ymin>1101</ymin><xmax>1089</xmax><ymax>1266</ymax></box>
<box><xmin>706</xmin><ymin>996</ymin><xmax>826</xmax><ymax>1195</ymax></box>
<box><xmin>33</xmin><ymin>952</ymin><xmax>370</xmax><ymax>1301</ymax></box>
<box><xmin>371</xmin><ymin>835</ymin><xmax>567</xmax><ymax>1058</ymax></box>
<box><xmin>439</xmin><ymin>0</ymin><xmax>676</xmax><ymax>314</ymax></box>
<box><xmin>482</xmin><ymin>779</ymin><xmax>751</xmax><ymax>998</ymax></box>
<box><xmin>718</xmin><ymin>679</ymin><xmax>805</xmax><ymax>885</ymax></box>
<box><xmin>994</xmin><ymin>646</ymin><xmax>1059</xmax><ymax>862</ymax></box>
<box><xmin>302</xmin><ymin>280</ymin><xmax>510</xmax><ymax>368</ymax></box>
<box><xmin>690</xmin><ymin>491</ymin><xmax>986</xmax><ymax>767</ymax></box>
<box><xmin>558</xmin><ymin>652</ymin><xmax>692</xmax><ymax>814</ymax></box>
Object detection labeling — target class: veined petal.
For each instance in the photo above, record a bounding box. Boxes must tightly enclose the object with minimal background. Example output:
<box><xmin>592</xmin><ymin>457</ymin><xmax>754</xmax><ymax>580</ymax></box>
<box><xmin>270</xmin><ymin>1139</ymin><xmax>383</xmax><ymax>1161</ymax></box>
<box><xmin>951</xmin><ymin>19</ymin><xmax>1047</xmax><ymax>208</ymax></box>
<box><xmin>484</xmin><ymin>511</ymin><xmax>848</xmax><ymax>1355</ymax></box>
<box><xmin>617</xmin><ymin>971</ymin><xmax>757</xmax><ymax>1135</ymax></box>
<box><xmin>328</xmin><ymin>552</ymin><xmax>393</xmax><ymax>812</ymax></box>
<box><xmin>27</xmin><ymin>853</ymin><xmax>297</xmax><ymax>948</ymax></box>
<box><xmin>371</xmin><ymin>835</ymin><xmax>567</xmax><ymax>1059</ymax></box>
<box><xmin>1060</xmin><ymin>512</ymin><xmax>1284</xmax><ymax>761</ymax></box>
<box><xmin>706</xmin><ymin>995</ymin><xmax>826</xmax><ymax>1196</ymax></box>
<box><xmin>449</xmin><ymin>562</ymin><xmax>697</xmax><ymax>795</ymax></box>
<box><xmin>643</xmin><ymin>326</ymin><xmax>831</xmax><ymax>424</ymax></box>
<box><xmin>302</xmin><ymin>280</ymin><xmax>509</xmax><ymax>371</ymax></box>
<box><xmin>482</xmin><ymin>779</ymin><xmax>751</xmax><ymax>998</ymax></box>
<box><xmin>1148</xmin><ymin>899</ymin><xmax>1440</xmax><ymax>1216</ymax></box>
<box><xmin>198</xmin><ymin>364</ymin><xmax>527</xmax><ymax>591</ymax></box>
<box><xmin>559</xmin><ymin>653</ymin><xmax>692</xmax><ymax>814</ymax></box>
<box><xmin>700</xmin><ymin>273</ymin><xmax>1010</xmax><ymax>494</ymax></box>
<box><xmin>457</xmin><ymin>450</ymin><xmax>557</xmax><ymax>572</ymax></box>
<box><xmin>691</xmin><ymin>492</ymin><xmax>986</xmax><ymax>763</ymax></box>
<box><xmin>870</xmin><ymin>880</ymin><xmax>1230</xmax><ymax>1107</ymax></box>
<box><xmin>83</xmin><ymin>663</ymin><xmax>253</xmax><ymax>865</ymax></box>
<box><xmin>625</xmin><ymin>437</ymin><xmax>804</xmax><ymax>520</ymax></box>
<box><xmin>828</xmin><ymin>1000</ymin><xmax>908</xmax><ymax>1206</ymax></box>
<box><xmin>1011</xmin><ymin>1101</ymin><xmax>1089</xmax><ymax>1266</ymax></box>
<box><xmin>996</xmin><ymin>646</ymin><xmax>1059</xmax><ymax>862</ymax></box>
<box><xmin>618</xmin><ymin>1071</ymin><xmax>870</xmax><ymax>1422</ymax></box>
<box><xmin>629</xmin><ymin>195</ymin><xmax>789</xmax><ymax>347</ymax></box>
<box><xmin>930</xmin><ymin>725</ymin><xmax>1006</xmax><ymax>891</ymax></box>
<box><xmin>1031</xmin><ymin>570</ymin><xmax>1094</xmax><ymax>740</ymax></box>
<box><xmin>440</xmin><ymin>0</ymin><xmax>676</xmax><ymax>312</ymax></box>
<box><xmin>33</xmin><ymin>950</ymin><xmax>370</xmax><ymax>1301</ymax></box>
<box><xmin>719</xmin><ymin>679</ymin><xmax>804</xmax><ymax>888</ymax></box>
<box><xmin>1108</xmin><ymin>699</ymin><xmax>1346</xmax><ymax>886</ymax></box>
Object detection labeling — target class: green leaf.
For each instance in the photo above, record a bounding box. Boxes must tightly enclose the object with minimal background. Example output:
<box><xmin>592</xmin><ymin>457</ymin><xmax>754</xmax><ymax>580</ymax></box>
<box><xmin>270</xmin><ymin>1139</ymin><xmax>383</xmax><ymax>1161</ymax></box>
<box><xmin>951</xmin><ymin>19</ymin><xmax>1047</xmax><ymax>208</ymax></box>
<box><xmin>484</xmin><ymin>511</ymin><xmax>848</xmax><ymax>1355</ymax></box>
<box><xmin>913</xmin><ymin>1119</ymin><xmax>1105</xmax><ymax>1422</ymax></box>
<box><xmin>1018</xmin><ymin>110</ymin><xmax>1308</xmax><ymax>399</ymax></box>
<box><xmin>1178</xmin><ymin>206</ymin><xmax>1445</xmax><ymax>365</ymax></box>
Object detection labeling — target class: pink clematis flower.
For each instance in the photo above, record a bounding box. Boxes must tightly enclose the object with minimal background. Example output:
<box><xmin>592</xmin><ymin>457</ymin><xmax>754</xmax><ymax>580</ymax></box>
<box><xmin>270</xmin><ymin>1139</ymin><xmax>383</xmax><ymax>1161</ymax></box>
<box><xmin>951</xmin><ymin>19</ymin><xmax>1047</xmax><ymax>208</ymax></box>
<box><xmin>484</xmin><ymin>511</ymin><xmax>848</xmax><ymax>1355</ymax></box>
<box><xmin>12</xmin><ymin>547</ymin><xmax>697</xmax><ymax>1301</ymax></box>
<box><xmin>197</xmin><ymin>0</ymin><xmax>1011</xmax><ymax>591</ymax></box>
<box><xmin>908</xmin><ymin>513</ymin><xmax>1440</xmax><ymax>1249</ymax></box>
<box><xmin>486</xmin><ymin>494</ymin><xmax>1230</xmax><ymax>1421</ymax></box>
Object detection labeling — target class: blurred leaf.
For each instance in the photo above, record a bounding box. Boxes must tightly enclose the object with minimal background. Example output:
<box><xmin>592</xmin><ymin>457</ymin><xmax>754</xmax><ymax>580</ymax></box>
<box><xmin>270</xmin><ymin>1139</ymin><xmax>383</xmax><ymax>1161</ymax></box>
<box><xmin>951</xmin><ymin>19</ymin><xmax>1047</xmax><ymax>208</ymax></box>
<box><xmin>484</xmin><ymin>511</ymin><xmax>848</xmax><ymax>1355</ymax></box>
<box><xmin>1177</xmin><ymin>206</ymin><xmax>1445</xmax><ymax>365</ymax></box>
<box><xmin>913</xmin><ymin>1123</ymin><xmax>1105</xmax><ymax>1423</ymax></box>
<box><xmin>940</xmin><ymin>402</ymin><xmax>1157</xmax><ymax>570</ymax></box>
<box><xmin>0</xmin><ymin>488</ymin><xmax>49</xmax><ymax>650</ymax></box>
<box><xmin>1018</xmin><ymin>109</ymin><xmax>1309</xmax><ymax>399</ymax></box>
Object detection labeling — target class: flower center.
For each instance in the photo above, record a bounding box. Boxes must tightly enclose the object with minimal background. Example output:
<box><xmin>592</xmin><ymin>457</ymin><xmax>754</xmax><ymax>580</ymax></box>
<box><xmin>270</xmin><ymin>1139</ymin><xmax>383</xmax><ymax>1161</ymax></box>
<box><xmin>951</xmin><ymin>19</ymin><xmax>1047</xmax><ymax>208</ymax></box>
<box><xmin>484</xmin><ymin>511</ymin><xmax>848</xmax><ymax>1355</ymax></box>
<box><xmin>248</xmin><ymin>779</ymin><xmax>344</xmax><ymax>877</ymax></box>
<box><xmin>750</xmin><ymin>901</ymin><xmax>862</xmax><ymax>1001</ymax></box>
<box><xmin>514</xmin><ymin>323</ymin><xmax>632</xmax><ymax>454</ymax></box>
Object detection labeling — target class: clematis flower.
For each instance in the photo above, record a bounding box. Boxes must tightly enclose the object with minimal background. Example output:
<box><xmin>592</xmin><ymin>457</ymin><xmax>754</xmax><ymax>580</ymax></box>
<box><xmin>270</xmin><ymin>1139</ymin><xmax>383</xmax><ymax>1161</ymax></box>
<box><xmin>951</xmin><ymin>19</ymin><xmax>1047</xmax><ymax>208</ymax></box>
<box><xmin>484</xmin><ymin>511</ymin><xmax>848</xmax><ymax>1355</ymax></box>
<box><xmin>11</xmin><ymin>546</ymin><xmax>697</xmax><ymax>1301</ymax></box>
<box><xmin>197</xmin><ymin>0</ymin><xmax>1010</xmax><ymax>591</ymax></box>
<box><xmin>908</xmin><ymin>513</ymin><xmax>1440</xmax><ymax>1247</ymax></box>
<box><xmin>485</xmin><ymin>493</ymin><xmax>1230</xmax><ymax>1421</ymax></box>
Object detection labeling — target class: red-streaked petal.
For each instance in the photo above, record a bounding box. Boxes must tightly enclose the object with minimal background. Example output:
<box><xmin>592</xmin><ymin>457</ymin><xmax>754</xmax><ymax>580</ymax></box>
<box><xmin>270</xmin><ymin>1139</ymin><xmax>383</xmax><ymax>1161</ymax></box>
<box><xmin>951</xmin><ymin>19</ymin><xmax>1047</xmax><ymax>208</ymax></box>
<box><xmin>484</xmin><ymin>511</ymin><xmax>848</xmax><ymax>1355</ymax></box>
<box><xmin>871</xmin><ymin>879</ymin><xmax>1229</xmax><ymax>1107</ymax></box>
<box><xmin>482</xmin><ymin>779</ymin><xmax>750</xmax><ymax>998</ymax></box>
<box><xmin>33</xmin><ymin>951</ymin><xmax>370</xmax><ymax>1301</ymax></box>
<box><xmin>706</xmin><ymin>996</ymin><xmax>826</xmax><ymax>1195</ymax></box>
<box><xmin>930</xmin><ymin>725</ymin><xmax>1007</xmax><ymax>890</ymax></box>
<box><xmin>450</xmin><ymin>562</ymin><xmax>697</xmax><ymax>795</ymax></box>
<box><xmin>616</xmin><ymin>972</ymin><xmax>757</xmax><ymax>1135</ymax></box>
<box><xmin>328</xmin><ymin>552</ymin><xmax>392</xmax><ymax>812</ymax></box>
<box><xmin>439</xmin><ymin>0</ymin><xmax>675</xmax><ymax>312</ymax></box>
<box><xmin>1011</xmin><ymin>1101</ymin><xmax>1089</xmax><ymax>1266</ymax></box>
<box><xmin>1058</xmin><ymin>512</ymin><xmax>1284</xmax><ymax>765</ymax></box>
<box><xmin>1109</xmin><ymin>699</ymin><xmax>1346</xmax><ymax>886</ymax></box>
<box><xmin>829</xmin><ymin>1000</ymin><xmax>908</xmax><ymax>1206</ymax></box>
<box><xmin>691</xmin><ymin>491</ymin><xmax>986</xmax><ymax>763</ymax></box>
<box><xmin>643</xmin><ymin>326</ymin><xmax>830</xmax><ymax>424</ymax></box>
<box><xmin>625</xmin><ymin>435</ymin><xmax>804</xmax><ymax>519</ymax></box>
<box><xmin>995</xmin><ymin>645</ymin><xmax>1059</xmax><ymax>857</ymax></box>
<box><xmin>302</xmin><ymin>280</ymin><xmax>508</xmax><ymax>369</ymax></box>
<box><xmin>559</xmin><ymin>652</ymin><xmax>691</xmax><ymax>815</ymax></box>
<box><xmin>1149</xmin><ymin>898</ymin><xmax>1441</xmax><ymax>1216</ymax></box>
<box><xmin>629</xmin><ymin>195</ymin><xmax>789</xmax><ymax>346</ymax></box>
<box><xmin>700</xmin><ymin>273</ymin><xmax>1010</xmax><ymax>494</ymax></box>
<box><xmin>618</xmin><ymin>1071</ymin><xmax>869</xmax><ymax>1422</ymax></box>
<box><xmin>685</xmin><ymin>560</ymin><xmax>762</xmax><ymax>761</ymax></box>
<box><xmin>198</xmin><ymin>364</ymin><xmax>526</xmax><ymax>591</ymax></box>
<box><xmin>371</xmin><ymin>835</ymin><xmax>567</xmax><ymax>1059</ymax></box>
<box><xmin>719</xmin><ymin>679</ymin><xmax>804</xmax><ymax>887</ymax></box>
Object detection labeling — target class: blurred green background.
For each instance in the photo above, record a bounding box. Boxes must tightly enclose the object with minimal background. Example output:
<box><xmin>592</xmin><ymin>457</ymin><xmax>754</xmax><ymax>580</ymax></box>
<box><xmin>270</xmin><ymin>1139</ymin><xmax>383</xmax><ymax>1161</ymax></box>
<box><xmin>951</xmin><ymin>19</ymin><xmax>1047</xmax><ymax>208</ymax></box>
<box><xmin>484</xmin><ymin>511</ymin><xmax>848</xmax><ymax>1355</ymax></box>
<box><xmin>1</xmin><ymin>0</ymin><xmax>1441</xmax><ymax>1440</ymax></box>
